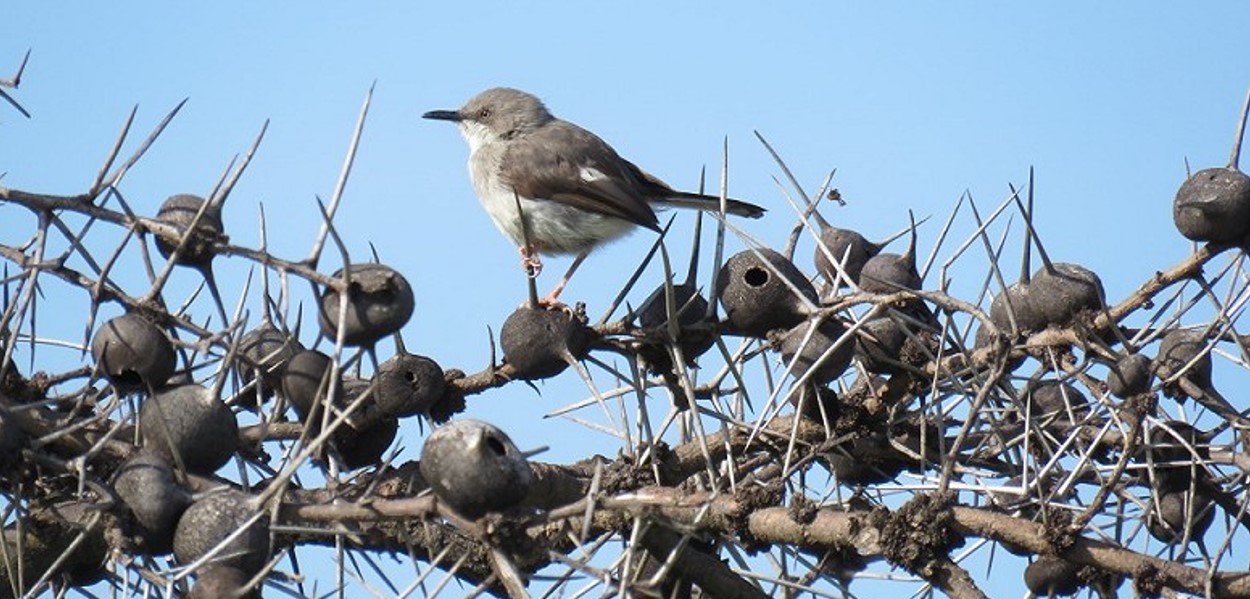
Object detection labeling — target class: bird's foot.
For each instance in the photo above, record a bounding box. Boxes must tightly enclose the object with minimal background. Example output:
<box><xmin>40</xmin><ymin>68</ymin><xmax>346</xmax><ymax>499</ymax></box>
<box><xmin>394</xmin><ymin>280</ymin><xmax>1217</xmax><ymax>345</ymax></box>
<box><xmin>537</xmin><ymin>291</ymin><xmax>569</xmax><ymax>313</ymax></box>
<box><xmin>530</xmin><ymin>294</ymin><xmax>584</xmax><ymax>318</ymax></box>
<box><xmin>519</xmin><ymin>245</ymin><xmax>543</xmax><ymax>278</ymax></box>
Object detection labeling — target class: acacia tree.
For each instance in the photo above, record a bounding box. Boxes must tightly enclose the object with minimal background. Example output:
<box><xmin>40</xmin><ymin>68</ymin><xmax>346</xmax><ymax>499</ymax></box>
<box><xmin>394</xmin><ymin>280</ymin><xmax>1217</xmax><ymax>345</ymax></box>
<box><xmin>3</xmin><ymin>51</ymin><xmax>1250</xmax><ymax>598</ymax></box>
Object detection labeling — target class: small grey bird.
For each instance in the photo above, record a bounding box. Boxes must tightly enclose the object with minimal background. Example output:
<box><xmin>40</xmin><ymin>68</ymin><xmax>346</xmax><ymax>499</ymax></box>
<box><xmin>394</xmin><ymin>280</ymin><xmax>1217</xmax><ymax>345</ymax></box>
<box><xmin>424</xmin><ymin>87</ymin><xmax>765</xmax><ymax>304</ymax></box>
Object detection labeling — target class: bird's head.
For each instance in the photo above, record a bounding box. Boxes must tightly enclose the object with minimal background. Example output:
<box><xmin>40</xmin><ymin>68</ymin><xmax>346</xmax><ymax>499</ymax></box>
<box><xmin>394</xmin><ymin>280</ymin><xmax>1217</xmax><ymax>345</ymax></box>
<box><xmin>423</xmin><ymin>87</ymin><xmax>554</xmax><ymax>152</ymax></box>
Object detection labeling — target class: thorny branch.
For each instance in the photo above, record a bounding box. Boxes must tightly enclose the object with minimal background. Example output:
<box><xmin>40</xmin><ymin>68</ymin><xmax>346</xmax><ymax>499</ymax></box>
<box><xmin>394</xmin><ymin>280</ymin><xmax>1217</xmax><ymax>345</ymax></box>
<box><xmin>3</xmin><ymin>68</ymin><xmax>1250</xmax><ymax>599</ymax></box>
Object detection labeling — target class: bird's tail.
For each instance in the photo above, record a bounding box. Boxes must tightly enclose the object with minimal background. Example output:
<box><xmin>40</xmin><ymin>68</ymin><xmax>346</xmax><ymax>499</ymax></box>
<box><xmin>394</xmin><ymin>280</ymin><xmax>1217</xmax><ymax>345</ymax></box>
<box><xmin>657</xmin><ymin>191</ymin><xmax>766</xmax><ymax>218</ymax></box>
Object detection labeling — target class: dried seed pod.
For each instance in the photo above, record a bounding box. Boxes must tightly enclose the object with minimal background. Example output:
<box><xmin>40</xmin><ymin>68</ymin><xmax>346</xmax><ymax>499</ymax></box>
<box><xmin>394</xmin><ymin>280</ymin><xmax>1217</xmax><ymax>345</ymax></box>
<box><xmin>1148</xmin><ymin>489</ymin><xmax>1214</xmax><ymax>544</ymax></box>
<box><xmin>139</xmin><ymin>384</ymin><xmax>239</xmax><ymax>476</ymax></box>
<box><xmin>813</xmin><ymin>227</ymin><xmax>878</xmax><ymax>286</ymax></box>
<box><xmin>1173</xmin><ymin>167</ymin><xmax>1250</xmax><ymax>243</ymax></box>
<box><xmin>374</xmin><ymin>353</ymin><xmax>445</xmax><ymax>418</ymax></box>
<box><xmin>91</xmin><ymin>313</ymin><xmax>177</xmax><ymax>391</ymax></box>
<box><xmin>235</xmin><ymin>324</ymin><xmax>304</xmax><ymax>405</ymax></box>
<box><xmin>716</xmin><ymin>248</ymin><xmax>817</xmax><ymax>338</ymax></box>
<box><xmin>1156</xmin><ymin>328</ymin><xmax>1213</xmax><ymax>390</ymax></box>
<box><xmin>318</xmin><ymin>263</ymin><xmax>415</xmax><ymax>346</ymax></box>
<box><xmin>281</xmin><ymin>349</ymin><xmax>340</xmax><ymax>423</ymax></box>
<box><xmin>1028</xmin><ymin>263</ymin><xmax>1105</xmax><ymax>326</ymax></box>
<box><xmin>419</xmin><ymin>419</ymin><xmax>534</xmax><ymax>519</ymax></box>
<box><xmin>153</xmin><ymin>194</ymin><xmax>225</xmax><ymax>267</ymax></box>
<box><xmin>1106</xmin><ymin>353</ymin><xmax>1153</xmax><ymax>398</ymax></box>
<box><xmin>777</xmin><ymin>318</ymin><xmax>854</xmax><ymax>385</ymax></box>
<box><xmin>500</xmin><ymin>307</ymin><xmax>590</xmax><ymax>380</ymax></box>
<box><xmin>1023</xmin><ymin>556</ymin><xmax>1081</xmax><ymax>597</ymax></box>
<box><xmin>174</xmin><ymin>491</ymin><xmax>269</xmax><ymax>576</ymax></box>
<box><xmin>113</xmin><ymin>451</ymin><xmax>191</xmax><ymax>555</ymax></box>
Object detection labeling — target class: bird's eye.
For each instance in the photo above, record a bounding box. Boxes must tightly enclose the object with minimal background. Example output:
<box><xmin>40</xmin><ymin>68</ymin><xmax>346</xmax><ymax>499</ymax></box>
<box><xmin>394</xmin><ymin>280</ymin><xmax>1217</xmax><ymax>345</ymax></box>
<box><xmin>478</xmin><ymin>108</ymin><xmax>491</xmax><ymax>119</ymax></box>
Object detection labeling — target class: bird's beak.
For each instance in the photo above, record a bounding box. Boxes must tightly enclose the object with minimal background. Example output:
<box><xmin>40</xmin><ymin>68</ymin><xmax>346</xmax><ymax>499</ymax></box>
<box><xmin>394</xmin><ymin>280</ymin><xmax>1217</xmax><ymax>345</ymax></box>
<box><xmin>422</xmin><ymin>109</ymin><xmax>462</xmax><ymax>122</ymax></box>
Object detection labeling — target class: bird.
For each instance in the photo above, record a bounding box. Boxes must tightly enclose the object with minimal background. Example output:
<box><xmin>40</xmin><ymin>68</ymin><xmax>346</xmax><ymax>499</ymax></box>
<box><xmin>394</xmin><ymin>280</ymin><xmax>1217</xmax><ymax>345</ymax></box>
<box><xmin>423</xmin><ymin>87</ymin><xmax>765</xmax><ymax>305</ymax></box>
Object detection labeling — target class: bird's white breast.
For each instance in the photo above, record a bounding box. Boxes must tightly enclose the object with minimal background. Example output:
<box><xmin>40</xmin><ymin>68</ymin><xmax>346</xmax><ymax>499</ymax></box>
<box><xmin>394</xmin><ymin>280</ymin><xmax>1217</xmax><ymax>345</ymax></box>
<box><xmin>466</xmin><ymin>144</ymin><xmax>634</xmax><ymax>255</ymax></box>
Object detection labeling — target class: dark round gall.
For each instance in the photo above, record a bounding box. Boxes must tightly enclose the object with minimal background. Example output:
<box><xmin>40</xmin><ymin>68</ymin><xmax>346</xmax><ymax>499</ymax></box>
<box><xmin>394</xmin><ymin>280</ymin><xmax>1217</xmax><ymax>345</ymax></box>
<box><xmin>281</xmin><ymin>349</ymin><xmax>340</xmax><ymax>423</ymax></box>
<box><xmin>636</xmin><ymin>282</ymin><xmax>715</xmax><ymax>372</ymax></box>
<box><xmin>790</xmin><ymin>384</ymin><xmax>840</xmax><ymax>423</ymax></box>
<box><xmin>1156</xmin><ymin>328</ymin><xmax>1213</xmax><ymax>390</ymax></box>
<box><xmin>1</xmin><ymin>356</ymin><xmax>22</xmax><ymax>398</ymax></box>
<box><xmin>174</xmin><ymin>490</ymin><xmax>270</xmax><ymax>576</ymax></box>
<box><xmin>1148</xmin><ymin>489</ymin><xmax>1214</xmax><ymax>544</ymax></box>
<box><xmin>1023</xmin><ymin>556</ymin><xmax>1081</xmax><ymax>597</ymax></box>
<box><xmin>813</xmin><ymin>227</ymin><xmax>877</xmax><ymax>286</ymax></box>
<box><xmin>777</xmin><ymin>318</ymin><xmax>855</xmax><ymax>385</ymax></box>
<box><xmin>374</xmin><ymin>353</ymin><xmax>445</xmax><ymax>418</ymax></box>
<box><xmin>333</xmin><ymin>414</ymin><xmax>399</xmax><ymax>470</ymax></box>
<box><xmin>0</xmin><ymin>411</ymin><xmax>26</xmax><ymax>473</ymax></box>
<box><xmin>32</xmin><ymin>501</ymin><xmax>111</xmax><ymax>586</ymax></box>
<box><xmin>1173</xmin><ymin>167</ymin><xmax>1250</xmax><ymax>243</ymax></box>
<box><xmin>1147</xmin><ymin>421</ymin><xmax>1208</xmax><ymax>463</ymax></box>
<box><xmin>1022</xmin><ymin>379</ymin><xmax>1089</xmax><ymax>427</ymax></box>
<box><xmin>716</xmin><ymin>248</ymin><xmax>817</xmax><ymax>338</ymax></box>
<box><xmin>139</xmin><ymin>384</ymin><xmax>239</xmax><ymax>476</ymax></box>
<box><xmin>235</xmin><ymin>324</ymin><xmax>304</xmax><ymax>405</ymax></box>
<box><xmin>500</xmin><ymin>307</ymin><xmax>590</xmax><ymax>379</ymax></box>
<box><xmin>857</xmin><ymin>311</ymin><xmax>939</xmax><ymax>375</ymax></box>
<box><xmin>987</xmin><ymin>282</ymin><xmax>1044</xmax><ymax>336</ymax></box>
<box><xmin>189</xmin><ymin>565</ymin><xmax>260</xmax><ymax>599</ymax></box>
<box><xmin>988</xmin><ymin>474</ymin><xmax>1061</xmax><ymax>518</ymax></box>
<box><xmin>336</xmin><ymin>376</ymin><xmax>374</xmax><ymax>422</ymax></box>
<box><xmin>857</xmin><ymin>252</ymin><xmax>921</xmax><ymax>294</ymax></box>
<box><xmin>989</xmin><ymin>477</ymin><xmax>1069</xmax><ymax>550</ymax></box>
<box><xmin>825</xmin><ymin>434</ymin><xmax>907</xmax><ymax>486</ymax></box>
<box><xmin>1143</xmin><ymin>420</ymin><xmax>1209</xmax><ymax>492</ymax></box>
<box><xmin>419</xmin><ymin>419</ymin><xmax>534</xmax><ymax>519</ymax></box>
<box><xmin>1106</xmin><ymin>353</ymin><xmax>1153</xmax><ymax>398</ymax></box>
<box><xmin>91</xmin><ymin>313</ymin><xmax>177</xmax><ymax>392</ymax></box>
<box><xmin>113</xmin><ymin>451</ymin><xmax>191</xmax><ymax>555</ymax></box>
<box><xmin>318</xmin><ymin>263</ymin><xmax>415</xmax><ymax>346</ymax></box>
<box><xmin>857</xmin><ymin>315</ymin><xmax>908</xmax><ymax>374</ymax></box>
<box><xmin>638</xmin><ymin>282</ymin><xmax>709</xmax><ymax>330</ymax></box>
<box><xmin>1028</xmin><ymin>263</ymin><xmax>1105</xmax><ymax>326</ymax></box>
<box><xmin>320</xmin><ymin>378</ymin><xmax>395</xmax><ymax>470</ymax></box>
<box><xmin>154</xmin><ymin>194</ymin><xmax>225</xmax><ymax>267</ymax></box>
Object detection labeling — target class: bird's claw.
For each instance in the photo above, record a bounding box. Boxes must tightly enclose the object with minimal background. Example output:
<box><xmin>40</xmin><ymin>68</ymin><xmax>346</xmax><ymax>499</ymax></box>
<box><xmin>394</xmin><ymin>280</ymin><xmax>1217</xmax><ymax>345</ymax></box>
<box><xmin>519</xmin><ymin>245</ymin><xmax>543</xmax><ymax>278</ymax></box>
<box><xmin>530</xmin><ymin>296</ymin><xmax>584</xmax><ymax>318</ymax></box>
<box><xmin>538</xmin><ymin>294</ymin><xmax>569</xmax><ymax>313</ymax></box>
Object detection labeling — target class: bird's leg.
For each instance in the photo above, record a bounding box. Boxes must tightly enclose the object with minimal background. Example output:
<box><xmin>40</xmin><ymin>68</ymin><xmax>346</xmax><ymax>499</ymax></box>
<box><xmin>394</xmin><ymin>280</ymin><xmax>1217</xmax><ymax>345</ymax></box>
<box><xmin>519</xmin><ymin>244</ymin><xmax>543</xmax><ymax>278</ymax></box>
<box><xmin>541</xmin><ymin>250</ymin><xmax>589</xmax><ymax>307</ymax></box>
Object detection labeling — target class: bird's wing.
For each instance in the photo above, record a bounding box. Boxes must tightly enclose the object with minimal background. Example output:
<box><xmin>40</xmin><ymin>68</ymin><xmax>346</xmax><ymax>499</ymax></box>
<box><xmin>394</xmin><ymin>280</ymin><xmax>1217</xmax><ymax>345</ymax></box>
<box><xmin>499</xmin><ymin>122</ymin><xmax>661</xmax><ymax>231</ymax></box>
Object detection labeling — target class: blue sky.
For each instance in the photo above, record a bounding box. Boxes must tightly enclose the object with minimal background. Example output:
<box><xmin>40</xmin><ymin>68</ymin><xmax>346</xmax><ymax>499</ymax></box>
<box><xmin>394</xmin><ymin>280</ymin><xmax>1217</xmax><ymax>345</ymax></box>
<box><xmin>5</xmin><ymin>3</ymin><xmax>1250</xmax><ymax>597</ymax></box>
